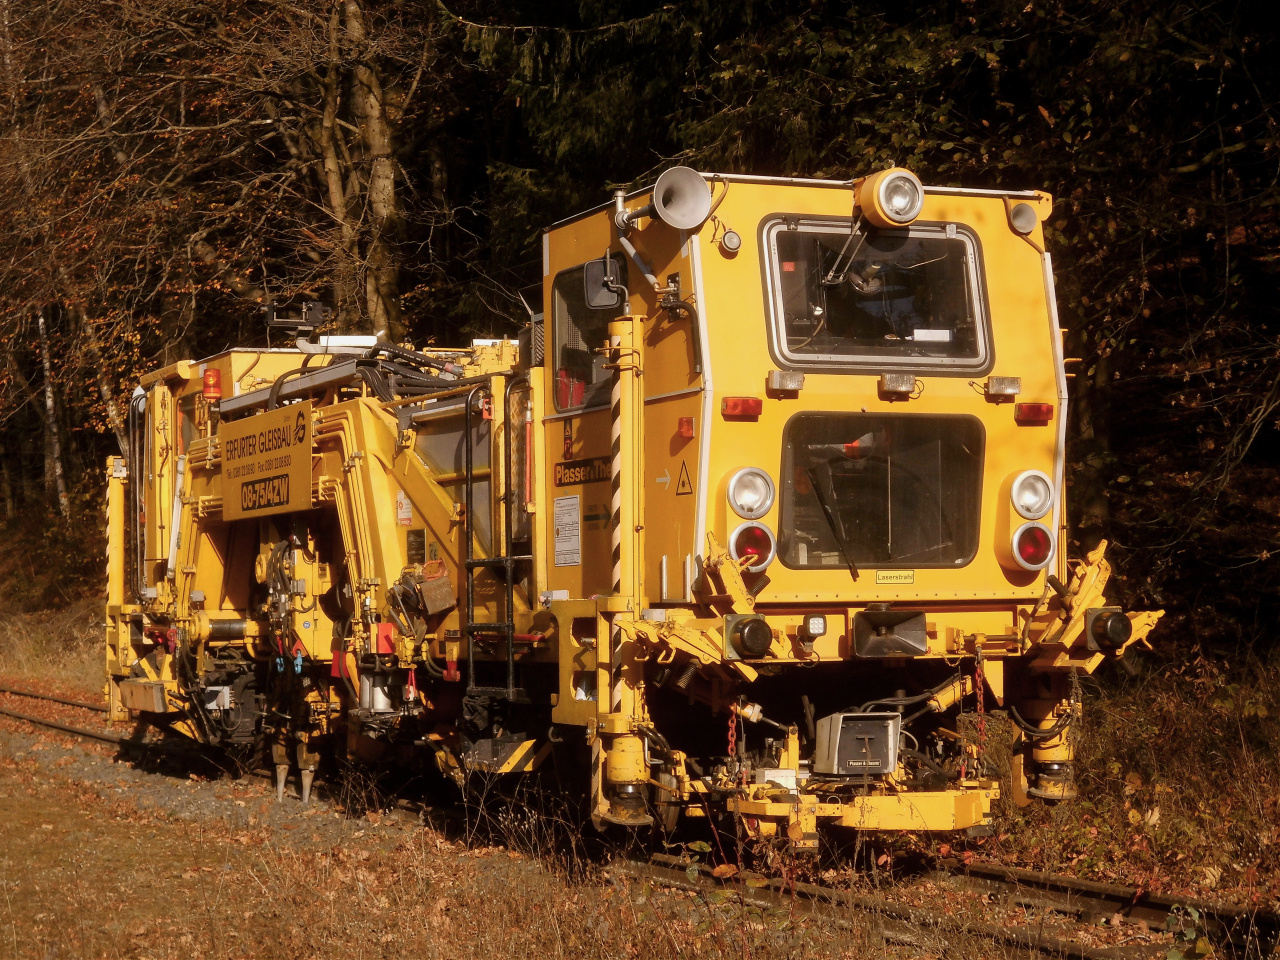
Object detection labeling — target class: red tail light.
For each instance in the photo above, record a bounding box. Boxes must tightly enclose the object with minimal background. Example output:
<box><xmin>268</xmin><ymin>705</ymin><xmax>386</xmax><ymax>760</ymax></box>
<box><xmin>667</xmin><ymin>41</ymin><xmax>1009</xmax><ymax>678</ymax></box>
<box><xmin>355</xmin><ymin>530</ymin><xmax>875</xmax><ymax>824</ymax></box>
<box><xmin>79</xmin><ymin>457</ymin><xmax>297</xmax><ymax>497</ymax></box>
<box><xmin>1014</xmin><ymin>402</ymin><xmax>1054</xmax><ymax>424</ymax></box>
<box><xmin>202</xmin><ymin>369</ymin><xmax>222</xmax><ymax>401</ymax></box>
<box><xmin>722</xmin><ymin>396</ymin><xmax>763</xmax><ymax>420</ymax></box>
<box><xmin>730</xmin><ymin>521</ymin><xmax>776</xmax><ymax>571</ymax></box>
<box><xmin>1014</xmin><ymin>522</ymin><xmax>1053</xmax><ymax>569</ymax></box>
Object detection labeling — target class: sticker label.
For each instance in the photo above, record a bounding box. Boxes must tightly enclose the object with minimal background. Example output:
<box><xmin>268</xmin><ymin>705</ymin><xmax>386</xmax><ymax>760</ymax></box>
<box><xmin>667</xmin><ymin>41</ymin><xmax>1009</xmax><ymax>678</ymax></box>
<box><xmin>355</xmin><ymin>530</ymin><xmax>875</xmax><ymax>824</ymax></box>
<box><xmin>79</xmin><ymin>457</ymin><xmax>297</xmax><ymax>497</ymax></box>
<box><xmin>220</xmin><ymin>400</ymin><xmax>312</xmax><ymax>520</ymax></box>
<box><xmin>395</xmin><ymin>489</ymin><xmax>413</xmax><ymax>526</ymax></box>
<box><xmin>553</xmin><ymin>495</ymin><xmax>581</xmax><ymax>566</ymax></box>
<box><xmin>875</xmin><ymin>570</ymin><xmax>915</xmax><ymax>585</ymax></box>
<box><xmin>554</xmin><ymin>456</ymin><xmax>611</xmax><ymax>487</ymax></box>
<box><xmin>406</xmin><ymin>529</ymin><xmax>426</xmax><ymax>564</ymax></box>
<box><xmin>675</xmin><ymin>460</ymin><xmax>694</xmax><ymax>496</ymax></box>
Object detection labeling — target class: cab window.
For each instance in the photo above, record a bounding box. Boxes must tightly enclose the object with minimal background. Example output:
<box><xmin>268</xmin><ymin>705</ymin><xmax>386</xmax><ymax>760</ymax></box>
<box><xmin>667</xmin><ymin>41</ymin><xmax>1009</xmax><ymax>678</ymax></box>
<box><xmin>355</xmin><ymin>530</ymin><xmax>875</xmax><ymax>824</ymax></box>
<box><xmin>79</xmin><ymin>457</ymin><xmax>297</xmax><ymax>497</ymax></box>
<box><xmin>552</xmin><ymin>262</ymin><xmax>626</xmax><ymax>410</ymax></box>
<box><xmin>764</xmin><ymin>218</ymin><xmax>990</xmax><ymax>373</ymax></box>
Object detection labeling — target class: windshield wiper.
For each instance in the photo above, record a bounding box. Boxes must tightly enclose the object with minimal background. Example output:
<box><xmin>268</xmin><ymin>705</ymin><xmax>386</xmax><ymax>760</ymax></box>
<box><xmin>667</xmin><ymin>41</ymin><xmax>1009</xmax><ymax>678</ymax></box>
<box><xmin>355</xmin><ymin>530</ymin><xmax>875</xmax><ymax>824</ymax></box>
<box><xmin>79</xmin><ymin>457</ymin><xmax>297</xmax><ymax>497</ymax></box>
<box><xmin>821</xmin><ymin>216</ymin><xmax>868</xmax><ymax>286</ymax></box>
<box><xmin>806</xmin><ymin>465</ymin><xmax>859</xmax><ymax>582</ymax></box>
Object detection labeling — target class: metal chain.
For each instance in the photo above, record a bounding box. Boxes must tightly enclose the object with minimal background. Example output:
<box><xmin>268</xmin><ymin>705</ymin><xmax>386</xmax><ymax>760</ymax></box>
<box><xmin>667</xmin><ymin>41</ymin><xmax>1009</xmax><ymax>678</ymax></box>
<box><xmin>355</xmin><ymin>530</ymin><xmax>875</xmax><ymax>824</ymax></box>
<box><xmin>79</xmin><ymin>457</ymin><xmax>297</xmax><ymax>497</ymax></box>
<box><xmin>1067</xmin><ymin>666</ymin><xmax>1083</xmax><ymax>786</ymax></box>
<box><xmin>973</xmin><ymin>651</ymin><xmax>987</xmax><ymax>772</ymax></box>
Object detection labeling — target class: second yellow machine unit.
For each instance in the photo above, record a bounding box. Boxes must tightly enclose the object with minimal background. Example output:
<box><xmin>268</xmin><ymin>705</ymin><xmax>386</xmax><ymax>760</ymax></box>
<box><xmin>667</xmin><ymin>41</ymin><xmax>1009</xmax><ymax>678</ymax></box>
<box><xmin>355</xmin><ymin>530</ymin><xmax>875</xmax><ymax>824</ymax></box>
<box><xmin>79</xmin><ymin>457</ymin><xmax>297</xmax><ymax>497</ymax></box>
<box><xmin>105</xmin><ymin>166</ymin><xmax>1161</xmax><ymax>842</ymax></box>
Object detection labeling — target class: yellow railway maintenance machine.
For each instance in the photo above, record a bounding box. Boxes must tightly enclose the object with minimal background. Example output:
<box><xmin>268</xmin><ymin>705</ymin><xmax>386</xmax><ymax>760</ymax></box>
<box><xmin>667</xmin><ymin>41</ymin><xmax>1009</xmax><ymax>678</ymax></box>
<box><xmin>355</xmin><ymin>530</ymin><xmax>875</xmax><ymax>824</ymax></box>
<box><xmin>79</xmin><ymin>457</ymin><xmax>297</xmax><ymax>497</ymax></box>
<box><xmin>105</xmin><ymin>167</ymin><xmax>1161</xmax><ymax>842</ymax></box>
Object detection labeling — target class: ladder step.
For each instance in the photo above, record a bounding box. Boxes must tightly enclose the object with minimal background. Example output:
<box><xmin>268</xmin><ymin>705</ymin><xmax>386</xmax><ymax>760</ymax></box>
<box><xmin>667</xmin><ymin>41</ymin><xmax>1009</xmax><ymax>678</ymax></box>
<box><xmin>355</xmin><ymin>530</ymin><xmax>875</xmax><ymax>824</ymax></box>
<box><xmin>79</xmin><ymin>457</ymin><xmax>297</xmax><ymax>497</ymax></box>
<box><xmin>466</xmin><ymin>555</ymin><xmax>533</xmax><ymax>569</ymax></box>
<box><xmin>466</xmin><ymin>686</ymin><xmax>531</xmax><ymax>703</ymax></box>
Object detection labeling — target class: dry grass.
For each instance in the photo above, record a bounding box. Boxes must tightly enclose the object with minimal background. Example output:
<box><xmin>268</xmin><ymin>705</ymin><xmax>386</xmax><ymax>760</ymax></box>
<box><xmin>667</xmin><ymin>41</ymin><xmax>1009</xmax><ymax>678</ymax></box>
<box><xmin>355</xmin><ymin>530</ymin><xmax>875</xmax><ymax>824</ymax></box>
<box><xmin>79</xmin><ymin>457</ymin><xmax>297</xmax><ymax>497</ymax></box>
<box><xmin>0</xmin><ymin>599</ymin><xmax>101</xmax><ymax>694</ymax></box>
<box><xmin>1</xmin><ymin>761</ymin><xmax>889</xmax><ymax>960</ymax></box>
<box><xmin>230</xmin><ymin>837</ymin><xmax>883</xmax><ymax>960</ymax></box>
<box><xmin>972</xmin><ymin>645</ymin><xmax>1280</xmax><ymax>901</ymax></box>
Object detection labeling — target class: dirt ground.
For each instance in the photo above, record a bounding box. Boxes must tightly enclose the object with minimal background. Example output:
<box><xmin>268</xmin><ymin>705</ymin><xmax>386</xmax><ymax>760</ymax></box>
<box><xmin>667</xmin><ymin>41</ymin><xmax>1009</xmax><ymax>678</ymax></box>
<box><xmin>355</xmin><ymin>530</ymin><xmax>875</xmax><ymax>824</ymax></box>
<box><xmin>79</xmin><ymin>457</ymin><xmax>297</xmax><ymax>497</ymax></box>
<box><xmin>0</xmin><ymin>714</ymin><xmax>1200</xmax><ymax>960</ymax></box>
<box><xmin>0</xmin><ymin>724</ymin><xmax>420</xmax><ymax>959</ymax></box>
<box><xmin>0</xmin><ymin>625</ymin><xmax>1274</xmax><ymax>959</ymax></box>
<box><xmin>0</xmin><ymin>715</ymin><xmax>890</xmax><ymax>960</ymax></box>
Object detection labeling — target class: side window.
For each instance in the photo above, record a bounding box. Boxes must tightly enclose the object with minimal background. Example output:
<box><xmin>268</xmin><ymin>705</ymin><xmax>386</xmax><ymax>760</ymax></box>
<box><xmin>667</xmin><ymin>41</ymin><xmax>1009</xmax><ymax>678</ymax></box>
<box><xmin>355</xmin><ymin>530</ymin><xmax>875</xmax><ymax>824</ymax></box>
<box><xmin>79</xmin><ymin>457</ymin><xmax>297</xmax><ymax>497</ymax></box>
<box><xmin>178</xmin><ymin>393</ymin><xmax>198</xmax><ymax>454</ymax></box>
<box><xmin>553</xmin><ymin>263</ymin><xmax>626</xmax><ymax>410</ymax></box>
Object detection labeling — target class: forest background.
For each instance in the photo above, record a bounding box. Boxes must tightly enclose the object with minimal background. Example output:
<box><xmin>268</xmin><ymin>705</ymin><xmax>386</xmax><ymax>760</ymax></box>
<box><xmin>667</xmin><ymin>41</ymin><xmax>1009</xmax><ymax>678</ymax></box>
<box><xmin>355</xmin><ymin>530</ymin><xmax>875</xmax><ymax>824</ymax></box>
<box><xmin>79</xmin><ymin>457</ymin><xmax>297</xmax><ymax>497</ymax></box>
<box><xmin>0</xmin><ymin>0</ymin><xmax>1275</xmax><ymax>652</ymax></box>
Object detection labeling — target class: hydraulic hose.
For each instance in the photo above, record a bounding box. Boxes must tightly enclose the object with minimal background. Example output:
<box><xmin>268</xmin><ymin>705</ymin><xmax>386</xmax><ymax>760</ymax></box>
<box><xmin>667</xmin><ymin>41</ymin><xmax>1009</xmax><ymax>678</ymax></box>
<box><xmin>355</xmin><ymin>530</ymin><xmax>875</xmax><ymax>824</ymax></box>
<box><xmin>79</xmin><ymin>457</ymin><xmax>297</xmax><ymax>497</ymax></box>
<box><xmin>365</xmin><ymin>342</ymin><xmax>464</xmax><ymax>377</ymax></box>
<box><xmin>899</xmin><ymin>747</ymin><xmax>947</xmax><ymax>777</ymax></box>
<box><xmin>852</xmin><ymin>674</ymin><xmax>961</xmax><ymax>714</ymax></box>
<box><xmin>660</xmin><ymin>297</ymin><xmax>703</xmax><ymax>374</ymax></box>
<box><xmin>1009</xmin><ymin>703</ymin><xmax>1075</xmax><ymax>739</ymax></box>
<box><xmin>265</xmin><ymin>368</ymin><xmax>308</xmax><ymax>411</ymax></box>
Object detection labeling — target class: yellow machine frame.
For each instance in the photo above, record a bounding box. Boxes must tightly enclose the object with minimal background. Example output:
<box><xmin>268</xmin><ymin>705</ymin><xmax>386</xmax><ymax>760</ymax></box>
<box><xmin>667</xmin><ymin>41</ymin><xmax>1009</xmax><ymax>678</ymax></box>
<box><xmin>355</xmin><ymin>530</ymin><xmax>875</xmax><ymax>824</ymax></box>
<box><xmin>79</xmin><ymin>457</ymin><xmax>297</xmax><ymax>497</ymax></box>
<box><xmin>105</xmin><ymin>167</ymin><xmax>1161</xmax><ymax>840</ymax></box>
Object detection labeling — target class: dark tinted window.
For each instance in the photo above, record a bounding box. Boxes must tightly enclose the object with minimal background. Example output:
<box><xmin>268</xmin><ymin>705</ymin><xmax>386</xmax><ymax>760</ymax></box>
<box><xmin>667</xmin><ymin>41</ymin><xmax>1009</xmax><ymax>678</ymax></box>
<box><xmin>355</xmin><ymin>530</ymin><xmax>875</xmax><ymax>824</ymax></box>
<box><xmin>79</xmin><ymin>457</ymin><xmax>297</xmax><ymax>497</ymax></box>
<box><xmin>779</xmin><ymin>413</ymin><xmax>984</xmax><ymax>569</ymax></box>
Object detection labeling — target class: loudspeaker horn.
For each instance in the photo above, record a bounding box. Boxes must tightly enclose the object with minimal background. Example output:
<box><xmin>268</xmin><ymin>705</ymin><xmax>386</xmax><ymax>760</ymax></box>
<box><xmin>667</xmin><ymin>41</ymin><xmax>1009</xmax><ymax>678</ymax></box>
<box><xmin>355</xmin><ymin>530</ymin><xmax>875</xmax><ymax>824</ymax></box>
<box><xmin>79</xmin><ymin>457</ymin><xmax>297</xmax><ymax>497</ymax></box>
<box><xmin>650</xmin><ymin>166</ymin><xmax>713</xmax><ymax>230</ymax></box>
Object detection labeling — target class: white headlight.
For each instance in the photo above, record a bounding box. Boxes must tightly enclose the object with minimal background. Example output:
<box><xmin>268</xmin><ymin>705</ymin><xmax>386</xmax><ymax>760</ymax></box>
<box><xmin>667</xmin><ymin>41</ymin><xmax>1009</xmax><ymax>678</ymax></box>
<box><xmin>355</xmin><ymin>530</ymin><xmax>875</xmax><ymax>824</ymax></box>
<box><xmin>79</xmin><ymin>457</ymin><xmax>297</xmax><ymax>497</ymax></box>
<box><xmin>1011</xmin><ymin>469</ymin><xmax>1054</xmax><ymax>520</ymax></box>
<box><xmin>727</xmin><ymin>467</ymin><xmax>775</xmax><ymax>520</ymax></box>
<box><xmin>858</xmin><ymin>168</ymin><xmax>926</xmax><ymax>228</ymax></box>
<box><xmin>880</xmin><ymin>172</ymin><xmax>924</xmax><ymax>223</ymax></box>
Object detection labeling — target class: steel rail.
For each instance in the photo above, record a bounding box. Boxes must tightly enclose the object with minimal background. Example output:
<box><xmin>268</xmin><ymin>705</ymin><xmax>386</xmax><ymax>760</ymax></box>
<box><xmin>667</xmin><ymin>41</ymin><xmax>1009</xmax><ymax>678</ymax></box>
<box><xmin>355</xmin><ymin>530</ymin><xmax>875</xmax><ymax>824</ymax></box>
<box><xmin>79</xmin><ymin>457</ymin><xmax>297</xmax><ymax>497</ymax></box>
<box><xmin>938</xmin><ymin>858</ymin><xmax>1279</xmax><ymax>957</ymax></box>
<box><xmin>0</xmin><ymin>704</ymin><xmax>126</xmax><ymax>744</ymax></box>
<box><xmin>617</xmin><ymin>856</ymin><xmax>1163</xmax><ymax>960</ymax></box>
<box><xmin>0</xmin><ymin>683</ymin><xmax>109</xmax><ymax>713</ymax></box>
<box><xmin>0</xmin><ymin>684</ymin><xmax>171</xmax><ymax>753</ymax></box>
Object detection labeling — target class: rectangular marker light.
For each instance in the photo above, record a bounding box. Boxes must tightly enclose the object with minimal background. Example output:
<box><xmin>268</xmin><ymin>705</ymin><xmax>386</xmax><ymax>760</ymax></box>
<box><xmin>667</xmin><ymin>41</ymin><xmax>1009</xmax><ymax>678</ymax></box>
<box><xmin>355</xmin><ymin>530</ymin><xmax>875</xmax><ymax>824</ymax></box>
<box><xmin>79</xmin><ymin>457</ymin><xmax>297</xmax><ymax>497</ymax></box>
<box><xmin>721</xmin><ymin>397</ymin><xmax>763</xmax><ymax>420</ymax></box>
<box><xmin>1015</xmin><ymin>402</ymin><xmax>1054</xmax><ymax>424</ymax></box>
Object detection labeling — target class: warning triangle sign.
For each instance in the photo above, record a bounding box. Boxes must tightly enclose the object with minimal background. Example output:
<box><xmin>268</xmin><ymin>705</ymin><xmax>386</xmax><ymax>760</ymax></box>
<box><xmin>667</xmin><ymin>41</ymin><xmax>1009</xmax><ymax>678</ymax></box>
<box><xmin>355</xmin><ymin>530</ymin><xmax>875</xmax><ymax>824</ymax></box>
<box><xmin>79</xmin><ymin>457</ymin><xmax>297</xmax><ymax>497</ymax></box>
<box><xmin>675</xmin><ymin>461</ymin><xmax>693</xmax><ymax>496</ymax></box>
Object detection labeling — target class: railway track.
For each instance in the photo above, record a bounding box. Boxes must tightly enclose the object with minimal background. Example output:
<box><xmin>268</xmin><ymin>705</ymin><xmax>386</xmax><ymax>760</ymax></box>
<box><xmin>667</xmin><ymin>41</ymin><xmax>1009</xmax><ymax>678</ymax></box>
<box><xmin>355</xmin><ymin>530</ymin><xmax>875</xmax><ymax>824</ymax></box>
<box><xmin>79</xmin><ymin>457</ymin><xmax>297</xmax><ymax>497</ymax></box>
<box><xmin>0</xmin><ymin>683</ymin><xmax>108</xmax><ymax>713</ymax></box>
<box><xmin>0</xmin><ymin>682</ymin><xmax>131</xmax><ymax>745</ymax></box>
<box><xmin>1</xmin><ymin>680</ymin><xmax>1274</xmax><ymax>958</ymax></box>
<box><xmin>613</xmin><ymin>852</ymin><xmax>1277</xmax><ymax>959</ymax></box>
<box><xmin>0</xmin><ymin>680</ymin><xmax>443</xmax><ymax>818</ymax></box>
<box><xmin>614</xmin><ymin>855</ymin><xmax>1168</xmax><ymax>959</ymax></box>
<box><xmin>941</xmin><ymin>858</ymin><xmax>1279</xmax><ymax>958</ymax></box>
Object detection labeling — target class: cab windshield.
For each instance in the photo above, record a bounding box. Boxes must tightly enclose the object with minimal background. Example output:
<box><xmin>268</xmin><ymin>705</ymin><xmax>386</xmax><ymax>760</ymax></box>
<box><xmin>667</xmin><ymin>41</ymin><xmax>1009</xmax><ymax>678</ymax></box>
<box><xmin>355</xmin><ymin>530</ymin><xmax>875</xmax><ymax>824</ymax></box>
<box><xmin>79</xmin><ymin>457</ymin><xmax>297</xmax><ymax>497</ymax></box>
<box><xmin>765</xmin><ymin>220</ymin><xmax>988</xmax><ymax>370</ymax></box>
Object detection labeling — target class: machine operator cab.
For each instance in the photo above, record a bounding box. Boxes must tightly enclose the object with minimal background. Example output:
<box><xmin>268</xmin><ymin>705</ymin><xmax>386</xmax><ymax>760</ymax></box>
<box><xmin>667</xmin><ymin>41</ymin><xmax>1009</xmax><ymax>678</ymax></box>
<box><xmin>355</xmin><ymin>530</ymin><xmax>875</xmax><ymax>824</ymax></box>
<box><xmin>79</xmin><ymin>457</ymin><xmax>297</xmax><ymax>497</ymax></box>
<box><xmin>540</xmin><ymin>166</ymin><xmax>1065</xmax><ymax>630</ymax></box>
<box><xmin>533</xmin><ymin>166</ymin><xmax>1163</xmax><ymax>835</ymax></box>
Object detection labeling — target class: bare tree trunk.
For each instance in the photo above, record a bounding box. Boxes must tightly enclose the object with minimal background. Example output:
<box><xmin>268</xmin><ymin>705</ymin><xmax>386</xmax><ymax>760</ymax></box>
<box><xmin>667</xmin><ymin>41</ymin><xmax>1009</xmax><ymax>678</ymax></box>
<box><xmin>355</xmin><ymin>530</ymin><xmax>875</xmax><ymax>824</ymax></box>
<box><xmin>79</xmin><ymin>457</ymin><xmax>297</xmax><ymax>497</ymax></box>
<box><xmin>0</xmin><ymin>443</ymin><xmax>14</xmax><ymax>519</ymax></box>
<box><xmin>19</xmin><ymin>433</ymin><xmax>36</xmax><ymax>506</ymax></box>
<box><xmin>320</xmin><ymin>4</ymin><xmax>361</xmax><ymax>330</ymax></box>
<box><xmin>7</xmin><ymin>349</ymin><xmax>47</xmax><ymax>506</ymax></box>
<box><xmin>345</xmin><ymin>0</ymin><xmax>401</xmax><ymax>341</ymax></box>
<box><xmin>78</xmin><ymin>309</ymin><xmax>129</xmax><ymax>461</ymax></box>
<box><xmin>0</xmin><ymin>0</ymin><xmax>17</xmax><ymax>114</ymax></box>
<box><xmin>36</xmin><ymin>310</ymin><xmax>69</xmax><ymax>519</ymax></box>
<box><xmin>92</xmin><ymin>83</ymin><xmax>129</xmax><ymax>166</ymax></box>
